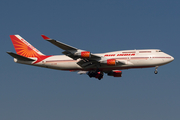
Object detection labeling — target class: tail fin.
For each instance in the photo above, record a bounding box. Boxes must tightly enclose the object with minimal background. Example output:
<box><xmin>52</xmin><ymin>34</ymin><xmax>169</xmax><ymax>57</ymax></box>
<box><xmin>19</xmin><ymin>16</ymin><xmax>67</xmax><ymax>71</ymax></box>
<box><xmin>10</xmin><ymin>35</ymin><xmax>44</xmax><ymax>58</ymax></box>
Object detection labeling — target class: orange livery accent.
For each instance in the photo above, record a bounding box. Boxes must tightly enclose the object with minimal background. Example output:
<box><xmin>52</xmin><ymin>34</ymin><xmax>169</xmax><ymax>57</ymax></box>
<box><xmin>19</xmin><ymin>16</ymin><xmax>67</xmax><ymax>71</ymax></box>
<box><xmin>81</xmin><ymin>51</ymin><xmax>91</xmax><ymax>58</ymax></box>
<box><xmin>33</xmin><ymin>55</ymin><xmax>52</xmax><ymax>64</ymax></box>
<box><xmin>107</xmin><ymin>70</ymin><xmax>122</xmax><ymax>77</ymax></box>
<box><xmin>10</xmin><ymin>35</ymin><xmax>51</xmax><ymax>64</ymax></box>
<box><xmin>107</xmin><ymin>59</ymin><xmax>116</xmax><ymax>66</ymax></box>
<box><xmin>10</xmin><ymin>35</ymin><xmax>44</xmax><ymax>58</ymax></box>
<box><xmin>104</xmin><ymin>53</ymin><xmax>135</xmax><ymax>57</ymax></box>
<box><xmin>117</xmin><ymin>53</ymin><xmax>135</xmax><ymax>56</ymax></box>
<box><xmin>113</xmin><ymin>71</ymin><xmax>122</xmax><ymax>77</ymax></box>
<box><xmin>41</xmin><ymin>35</ymin><xmax>50</xmax><ymax>40</ymax></box>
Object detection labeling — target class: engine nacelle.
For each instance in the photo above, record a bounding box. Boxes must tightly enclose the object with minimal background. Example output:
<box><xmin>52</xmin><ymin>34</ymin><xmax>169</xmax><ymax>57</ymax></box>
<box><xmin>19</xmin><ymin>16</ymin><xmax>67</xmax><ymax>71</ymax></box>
<box><xmin>101</xmin><ymin>59</ymin><xmax>117</xmax><ymax>66</ymax></box>
<box><xmin>108</xmin><ymin>70</ymin><xmax>122</xmax><ymax>77</ymax></box>
<box><xmin>74</xmin><ymin>51</ymin><xmax>91</xmax><ymax>58</ymax></box>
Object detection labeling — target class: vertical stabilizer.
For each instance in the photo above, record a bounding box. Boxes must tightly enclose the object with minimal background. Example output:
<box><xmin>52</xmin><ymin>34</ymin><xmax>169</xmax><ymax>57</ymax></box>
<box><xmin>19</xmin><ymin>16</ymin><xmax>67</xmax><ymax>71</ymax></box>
<box><xmin>10</xmin><ymin>35</ymin><xmax>44</xmax><ymax>58</ymax></box>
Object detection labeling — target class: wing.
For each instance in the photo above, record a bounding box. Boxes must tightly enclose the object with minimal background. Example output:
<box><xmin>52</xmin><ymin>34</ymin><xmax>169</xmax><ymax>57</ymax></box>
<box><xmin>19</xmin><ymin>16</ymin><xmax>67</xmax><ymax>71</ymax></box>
<box><xmin>41</xmin><ymin>35</ymin><xmax>77</xmax><ymax>51</ymax></box>
<box><xmin>41</xmin><ymin>35</ymin><xmax>100</xmax><ymax>59</ymax></box>
<box><xmin>41</xmin><ymin>35</ymin><xmax>125</xmax><ymax>69</ymax></box>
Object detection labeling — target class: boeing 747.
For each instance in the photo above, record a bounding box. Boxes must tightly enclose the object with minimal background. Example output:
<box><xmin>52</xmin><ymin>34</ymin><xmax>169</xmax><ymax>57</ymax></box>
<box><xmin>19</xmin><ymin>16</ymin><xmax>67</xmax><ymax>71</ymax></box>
<box><xmin>7</xmin><ymin>35</ymin><xmax>174</xmax><ymax>80</ymax></box>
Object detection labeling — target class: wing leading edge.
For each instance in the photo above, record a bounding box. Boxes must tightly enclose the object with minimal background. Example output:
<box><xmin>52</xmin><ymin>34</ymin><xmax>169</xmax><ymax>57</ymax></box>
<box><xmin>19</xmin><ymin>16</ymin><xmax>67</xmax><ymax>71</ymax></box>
<box><xmin>41</xmin><ymin>35</ymin><xmax>101</xmax><ymax>60</ymax></box>
<box><xmin>41</xmin><ymin>35</ymin><xmax>125</xmax><ymax>69</ymax></box>
<box><xmin>41</xmin><ymin>35</ymin><xmax>77</xmax><ymax>51</ymax></box>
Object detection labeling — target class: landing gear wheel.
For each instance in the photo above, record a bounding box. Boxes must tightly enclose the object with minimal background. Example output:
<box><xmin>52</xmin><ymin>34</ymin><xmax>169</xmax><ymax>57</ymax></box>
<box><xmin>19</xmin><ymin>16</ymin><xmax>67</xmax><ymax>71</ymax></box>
<box><xmin>154</xmin><ymin>66</ymin><xmax>158</xmax><ymax>74</ymax></box>
<box><xmin>88</xmin><ymin>70</ymin><xmax>104</xmax><ymax>80</ymax></box>
<box><xmin>98</xmin><ymin>74</ymin><xmax>103</xmax><ymax>80</ymax></box>
<box><xmin>154</xmin><ymin>70</ymin><xmax>158</xmax><ymax>74</ymax></box>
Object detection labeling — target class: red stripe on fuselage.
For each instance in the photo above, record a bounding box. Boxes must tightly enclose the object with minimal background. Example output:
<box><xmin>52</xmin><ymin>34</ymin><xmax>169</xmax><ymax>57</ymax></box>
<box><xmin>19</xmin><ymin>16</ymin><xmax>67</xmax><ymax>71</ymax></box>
<box><xmin>33</xmin><ymin>55</ymin><xmax>52</xmax><ymax>64</ymax></box>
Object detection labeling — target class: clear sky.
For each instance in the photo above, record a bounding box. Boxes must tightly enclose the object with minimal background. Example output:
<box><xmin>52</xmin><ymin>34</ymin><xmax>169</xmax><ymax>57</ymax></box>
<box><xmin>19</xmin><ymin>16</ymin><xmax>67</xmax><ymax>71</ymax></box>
<box><xmin>0</xmin><ymin>0</ymin><xmax>179</xmax><ymax>120</ymax></box>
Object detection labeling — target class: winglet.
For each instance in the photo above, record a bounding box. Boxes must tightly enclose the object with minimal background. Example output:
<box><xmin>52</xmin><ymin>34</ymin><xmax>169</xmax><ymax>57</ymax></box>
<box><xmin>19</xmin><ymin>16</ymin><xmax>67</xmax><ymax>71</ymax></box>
<box><xmin>41</xmin><ymin>35</ymin><xmax>51</xmax><ymax>40</ymax></box>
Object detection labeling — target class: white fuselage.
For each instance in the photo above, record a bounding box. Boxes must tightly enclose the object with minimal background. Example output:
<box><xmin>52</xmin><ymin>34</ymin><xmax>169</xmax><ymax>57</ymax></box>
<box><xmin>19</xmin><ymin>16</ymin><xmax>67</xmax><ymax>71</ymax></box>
<box><xmin>15</xmin><ymin>49</ymin><xmax>174</xmax><ymax>71</ymax></box>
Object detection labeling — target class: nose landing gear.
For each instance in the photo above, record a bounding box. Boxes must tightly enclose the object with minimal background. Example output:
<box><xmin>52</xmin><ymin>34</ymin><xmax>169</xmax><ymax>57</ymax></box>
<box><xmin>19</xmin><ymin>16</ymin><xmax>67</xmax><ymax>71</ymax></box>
<box><xmin>154</xmin><ymin>66</ymin><xmax>158</xmax><ymax>74</ymax></box>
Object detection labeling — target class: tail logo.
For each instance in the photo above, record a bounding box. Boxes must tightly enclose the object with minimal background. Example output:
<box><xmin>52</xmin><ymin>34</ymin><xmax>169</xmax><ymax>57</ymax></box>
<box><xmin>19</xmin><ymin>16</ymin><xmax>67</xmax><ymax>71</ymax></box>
<box><xmin>10</xmin><ymin>35</ymin><xmax>44</xmax><ymax>58</ymax></box>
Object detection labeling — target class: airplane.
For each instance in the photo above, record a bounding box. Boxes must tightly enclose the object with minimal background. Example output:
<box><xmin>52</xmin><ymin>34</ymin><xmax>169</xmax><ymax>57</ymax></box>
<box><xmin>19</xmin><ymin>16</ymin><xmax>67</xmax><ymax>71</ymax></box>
<box><xmin>7</xmin><ymin>35</ymin><xmax>174</xmax><ymax>80</ymax></box>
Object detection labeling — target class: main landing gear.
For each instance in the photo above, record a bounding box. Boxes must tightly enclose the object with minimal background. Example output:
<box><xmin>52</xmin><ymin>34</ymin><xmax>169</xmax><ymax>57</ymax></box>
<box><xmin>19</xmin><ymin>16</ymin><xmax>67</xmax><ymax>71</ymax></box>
<box><xmin>154</xmin><ymin>66</ymin><xmax>158</xmax><ymax>74</ymax></box>
<box><xmin>87</xmin><ymin>69</ymin><xmax>103</xmax><ymax>80</ymax></box>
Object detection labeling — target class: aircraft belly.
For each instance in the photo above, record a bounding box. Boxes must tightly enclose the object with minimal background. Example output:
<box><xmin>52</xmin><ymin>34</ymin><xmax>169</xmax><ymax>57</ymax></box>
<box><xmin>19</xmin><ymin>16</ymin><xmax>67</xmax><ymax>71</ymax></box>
<box><xmin>58</xmin><ymin>62</ymin><xmax>81</xmax><ymax>69</ymax></box>
<box><xmin>43</xmin><ymin>62</ymin><xmax>81</xmax><ymax>70</ymax></box>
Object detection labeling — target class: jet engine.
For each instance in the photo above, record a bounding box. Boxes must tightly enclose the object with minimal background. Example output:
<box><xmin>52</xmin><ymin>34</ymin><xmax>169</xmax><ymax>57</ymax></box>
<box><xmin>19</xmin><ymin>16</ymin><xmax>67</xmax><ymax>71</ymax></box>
<box><xmin>101</xmin><ymin>59</ymin><xmax>117</xmax><ymax>66</ymax></box>
<box><xmin>74</xmin><ymin>51</ymin><xmax>91</xmax><ymax>58</ymax></box>
<box><xmin>107</xmin><ymin>70</ymin><xmax>122</xmax><ymax>77</ymax></box>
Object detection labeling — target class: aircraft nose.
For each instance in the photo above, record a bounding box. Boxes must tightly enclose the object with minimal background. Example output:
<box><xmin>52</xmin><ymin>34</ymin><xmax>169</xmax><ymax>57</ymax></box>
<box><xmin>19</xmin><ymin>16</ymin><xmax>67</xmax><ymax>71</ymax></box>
<box><xmin>171</xmin><ymin>56</ymin><xmax>174</xmax><ymax>61</ymax></box>
<box><xmin>168</xmin><ymin>55</ymin><xmax>174</xmax><ymax>62</ymax></box>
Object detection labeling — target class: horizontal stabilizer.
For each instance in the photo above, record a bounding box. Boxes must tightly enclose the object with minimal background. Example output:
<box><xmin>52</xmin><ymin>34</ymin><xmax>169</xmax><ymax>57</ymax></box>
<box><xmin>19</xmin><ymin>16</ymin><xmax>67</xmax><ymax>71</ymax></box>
<box><xmin>7</xmin><ymin>52</ymin><xmax>35</xmax><ymax>61</ymax></box>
